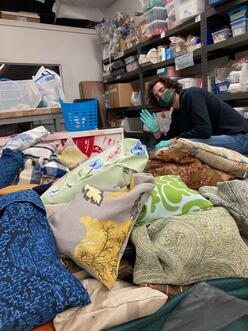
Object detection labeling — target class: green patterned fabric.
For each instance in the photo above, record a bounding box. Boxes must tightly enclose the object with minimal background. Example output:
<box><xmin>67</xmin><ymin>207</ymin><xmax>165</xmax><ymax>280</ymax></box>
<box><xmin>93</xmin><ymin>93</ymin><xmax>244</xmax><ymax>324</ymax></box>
<box><xmin>132</xmin><ymin>207</ymin><xmax>248</xmax><ymax>285</ymax></box>
<box><xmin>105</xmin><ymin>278</ymin><xmax>248</xmax><ymax>331</ymax></box>
<box><xmin>137</xmin><ymin>175</ymin><xmax>212</xmax><ymax>225</ymax></box>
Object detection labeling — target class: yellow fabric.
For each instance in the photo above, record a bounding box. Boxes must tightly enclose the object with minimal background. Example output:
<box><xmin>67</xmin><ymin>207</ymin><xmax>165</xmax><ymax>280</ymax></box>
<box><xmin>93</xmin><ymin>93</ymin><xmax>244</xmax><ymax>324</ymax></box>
<box><xmin>0</xmin><ymin>184</ymin><xmax>37</xmax><ymax>195</ymax></box>
<box><xmin>57</xmin><ymin>138</ymin><xmax>87</xmax><ymax>169</ymax></box>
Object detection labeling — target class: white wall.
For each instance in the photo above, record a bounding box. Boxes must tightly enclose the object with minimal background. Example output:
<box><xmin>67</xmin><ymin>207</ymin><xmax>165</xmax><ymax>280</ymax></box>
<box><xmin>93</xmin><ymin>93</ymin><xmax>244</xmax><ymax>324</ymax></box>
<box><xmin>0</xmin><ymin>20</ymin><xmax>102</xmax><ymax>101</ymax></box>
<box><xmin>104</xmin><ymin>0</ymin><xmax>142</xmax><ymax>18</ymax></box>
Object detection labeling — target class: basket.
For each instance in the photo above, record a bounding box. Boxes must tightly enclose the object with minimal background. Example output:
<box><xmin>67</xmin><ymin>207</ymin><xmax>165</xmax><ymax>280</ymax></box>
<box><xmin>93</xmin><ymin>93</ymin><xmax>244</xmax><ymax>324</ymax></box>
<box><xmin>60</xmin><ymin>98</ymin><xmax>98</xmax><ymax>131</ymax></box>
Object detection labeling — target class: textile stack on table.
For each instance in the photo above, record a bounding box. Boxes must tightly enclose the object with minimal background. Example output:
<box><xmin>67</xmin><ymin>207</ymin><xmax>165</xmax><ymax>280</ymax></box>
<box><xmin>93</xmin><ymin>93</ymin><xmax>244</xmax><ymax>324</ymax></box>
<box><xmin>0</xmin><ymin>128</ymin><xmax>248</xmax><ymax>331</ymax></box>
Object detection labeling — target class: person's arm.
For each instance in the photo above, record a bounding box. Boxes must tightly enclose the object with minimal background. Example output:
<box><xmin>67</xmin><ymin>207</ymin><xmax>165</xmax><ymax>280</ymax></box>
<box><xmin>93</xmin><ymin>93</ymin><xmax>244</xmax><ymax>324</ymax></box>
<box><xmin>178</xmin><ymin>91</ymin><xmax>213</xmax><ymax>139</ymax></box>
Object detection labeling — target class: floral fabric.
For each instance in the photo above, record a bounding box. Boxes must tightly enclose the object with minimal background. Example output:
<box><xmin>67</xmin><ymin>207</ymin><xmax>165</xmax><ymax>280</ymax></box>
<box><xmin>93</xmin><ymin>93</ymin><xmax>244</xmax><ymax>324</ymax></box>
<box><xmin>46</xmin><ymin>173</ymin><xmax>154</xmax><ymax>289</ymax></box>
<box><xmin>41</xmin><ymin>139</ymin><xmax>148</xmax><ymax>205</ymax></box>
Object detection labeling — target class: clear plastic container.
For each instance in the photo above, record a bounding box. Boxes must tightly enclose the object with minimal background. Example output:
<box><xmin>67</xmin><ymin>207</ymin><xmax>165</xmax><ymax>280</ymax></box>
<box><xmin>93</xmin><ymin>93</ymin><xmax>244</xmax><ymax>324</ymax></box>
<box><xmin>140</xmin><ymin>0</ymin><xmax>166</xmax><ymax>12</ymax></box>
<box><xmin>228</xmin><ymin>5</ymin><xmax>248</xmax><ymax>23</ymax></box>
<box><xmin>211</xmin><ymin>28</ymin><xmax>230</xmax><ymax>43</ymax></box>
<box><xmin>126</xmin><ymin>61</ymin><xmax>139</xmax><ymax>72</ymax></box>
<box><xmin>144</xmin><ymin>20</ymin><xmax>168</xmax><ymax>36</ymax></box>
<box><xmin>166</xmin><ymin>2</ymin><xmax>175</xmax><ymax>17</ymax></box>
<box><xmin>231</xmin><ymin>18</ymin><xmax>248</xmax><ymax>37</ymax></box>
<box><xmin>124</xmin><ymin>56</ymin><xmax>137</xmax><ymax>65</ymax></box>
<box><xmin>174</xmin><ymin>0</ymin><xmax>204</xmax><ymax>24</ymax></box>
<box><xmin>0</xmin><ymin>80</ymin><xmax>41</xmax><ymax>112</ymax></box>
<box><xmin>167</xmin><ymin>16</ymin><xmax>177</xmax><ymax>30</ymax></box>
<box><xmin>144</xmin><ymin>7</ymin><xmax>167</xmax><ymax>23</ymax></box>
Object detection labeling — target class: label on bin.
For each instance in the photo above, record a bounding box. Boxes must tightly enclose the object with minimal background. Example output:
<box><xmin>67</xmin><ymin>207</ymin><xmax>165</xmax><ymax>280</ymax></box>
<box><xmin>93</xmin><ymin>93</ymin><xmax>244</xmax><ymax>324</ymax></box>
<box><xmin>175</xmin><ymin>52</ymin><xmax>194</xmax><ymax>71</ymax></box>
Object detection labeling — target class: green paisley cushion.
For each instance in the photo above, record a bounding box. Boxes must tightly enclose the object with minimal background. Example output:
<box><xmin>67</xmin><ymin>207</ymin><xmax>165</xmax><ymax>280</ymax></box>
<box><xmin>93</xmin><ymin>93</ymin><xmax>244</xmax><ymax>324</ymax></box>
<box><xmin>137</xmin><ymin>175</ymin><xmax>212</xmax><ymax>225</ymax></box>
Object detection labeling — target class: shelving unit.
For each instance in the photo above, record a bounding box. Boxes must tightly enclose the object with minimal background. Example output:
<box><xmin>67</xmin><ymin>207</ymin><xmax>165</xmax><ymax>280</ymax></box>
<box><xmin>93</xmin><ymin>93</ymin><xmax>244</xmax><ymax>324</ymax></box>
<box><xmin>102</xmin><ymin>0</ymin><xmax>248</xmax><ymax>138</ymax></box>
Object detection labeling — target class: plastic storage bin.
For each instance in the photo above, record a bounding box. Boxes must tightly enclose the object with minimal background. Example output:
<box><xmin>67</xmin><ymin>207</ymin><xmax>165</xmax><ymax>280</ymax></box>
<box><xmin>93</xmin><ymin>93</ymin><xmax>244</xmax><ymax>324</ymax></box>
<box><xmin>140</xmin><ymin>0</ymin><xmax>166</xmax><ymax>12</ymax></box>
<box><xmin>126</xmin><ymin>61</ymin><xmax>139</xmax><ymax>72</ymax></box>
<box><xmin>60</xmin><ymin>98</ymin><xmax>98</xmax><ymax>131</ymax></box>
<box><xmin>228</xmin><ymin>5</ymin><xmax>248</xmax><ymax>23</ymax></box>
<box><xmin>0</xmin><ymin>79</ymin><xmax>41</xmax><ymax>112</ymax></box>
<box><xmin>231</xmin><ymin>18</ymin><xmax>248</xmax><ymax>37</ymax></box>
<box><xmin>174</xmin><ymin>0</ymin><xmax>204</xmax><ymax>23</ymax></box>
<box><xmin>166</xmin><ymin>2</ymin><xmax>175</xmax><ymax>17</ymax></box>
<box><xmin>144</xmin><ymin>20</ymin><xmax>168</xmax><ymax>36</ymax></box>
<box><xmin>144</xmin><ymin>7</ymin><xmax>167</xmax><ymax>24</ymax></box>
<box><xmin>214</xmin><ymin>81</ymin><xmax>230</xmax><ymax>95</ymax></box>
<box><xmin>211</xmin><ymin>28</ymin><xmax>230</xmax><ymax>43</ymax></box>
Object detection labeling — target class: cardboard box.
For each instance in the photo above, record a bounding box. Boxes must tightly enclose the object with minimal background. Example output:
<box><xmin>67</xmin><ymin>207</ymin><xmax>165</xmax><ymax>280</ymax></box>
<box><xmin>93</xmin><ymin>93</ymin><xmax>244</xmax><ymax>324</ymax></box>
<box><xmin>107</xmin><ymin>81</ymin><xmax>140</xmax><ymax>108</ymax></box>
<box><xmin>0</xmin><ymin>11</ymin><xmax>40</xmax><ymax>23</ymax></box>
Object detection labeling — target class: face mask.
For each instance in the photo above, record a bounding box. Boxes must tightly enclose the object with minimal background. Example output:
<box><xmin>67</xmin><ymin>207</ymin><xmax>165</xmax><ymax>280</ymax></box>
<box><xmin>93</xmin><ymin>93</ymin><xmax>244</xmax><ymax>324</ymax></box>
<box><xmin>158</xmin><ymin>89</ymin><xmax>175</xmax><ymax>108</ymax></box>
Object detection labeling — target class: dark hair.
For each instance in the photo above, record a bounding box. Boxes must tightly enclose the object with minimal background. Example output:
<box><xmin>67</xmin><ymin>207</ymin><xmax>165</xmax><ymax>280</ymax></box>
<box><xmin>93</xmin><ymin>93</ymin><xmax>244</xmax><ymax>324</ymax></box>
<box><xmin>147</xmin><ymin>77</ymin><xmax>182</xmax><ymax>106</ymax></box>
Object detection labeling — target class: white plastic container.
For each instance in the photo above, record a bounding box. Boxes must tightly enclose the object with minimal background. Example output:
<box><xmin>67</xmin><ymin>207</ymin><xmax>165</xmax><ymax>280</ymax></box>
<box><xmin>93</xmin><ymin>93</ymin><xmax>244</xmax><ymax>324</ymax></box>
<box><xmin>231</xmin><ymin>18</ymin><xmax>248</xmax><ymax>37</ymax></box>
<box><xmin>0</xmin><ymin>80</ymin><xmax>41</xmax><ymax>112</ymax></box>
<box><xmin>174</xmin><ymin>0</ymin><xmax>204</xmax><ymax>24</ymax></box>
<box><xmin>212</xmin><ymin>28</ymin><xmax>230</xmax><ymax>43</ymax></box>
<box><xmin>144</xmin><ymin>7</ymin><xmax>167</xmax><ymax>24</ymax></box>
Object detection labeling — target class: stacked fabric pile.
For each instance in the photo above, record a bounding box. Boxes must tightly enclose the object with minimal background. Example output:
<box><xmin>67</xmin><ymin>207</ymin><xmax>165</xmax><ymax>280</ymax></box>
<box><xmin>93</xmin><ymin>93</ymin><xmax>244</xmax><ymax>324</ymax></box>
<box><xmin>0</xmin><ymin>134</ymin><xmax>248</xmax><ymax>331</ymax></box>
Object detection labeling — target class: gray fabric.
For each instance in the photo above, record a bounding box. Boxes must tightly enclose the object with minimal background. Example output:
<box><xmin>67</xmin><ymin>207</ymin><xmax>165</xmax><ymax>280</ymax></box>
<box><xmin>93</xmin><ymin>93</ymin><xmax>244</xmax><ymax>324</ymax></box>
<box><xmin>162</xmin><ymin>282</ymin><xmax>248</xmax><ymax>331</ymax></box>
<box><xmin>199</xmin><ymin>179</ymin><xmax>248</xmax><ymax>237</ymax></box>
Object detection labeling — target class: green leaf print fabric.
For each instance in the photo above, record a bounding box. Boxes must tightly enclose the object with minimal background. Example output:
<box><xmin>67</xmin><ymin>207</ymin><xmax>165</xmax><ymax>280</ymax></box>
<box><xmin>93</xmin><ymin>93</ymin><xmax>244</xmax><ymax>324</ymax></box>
<box><xmin>137</xmin><ymin>175</ymin><xmax>212</xmax><ymax>225</ymax></box>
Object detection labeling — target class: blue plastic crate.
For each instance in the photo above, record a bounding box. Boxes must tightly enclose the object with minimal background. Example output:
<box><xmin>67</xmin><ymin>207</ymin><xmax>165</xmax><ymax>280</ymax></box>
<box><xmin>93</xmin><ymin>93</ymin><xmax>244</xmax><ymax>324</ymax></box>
<box><xmin>60</xmin><ymin>98</ymin><xmax>98</xmax><ymax>131</ymax></box>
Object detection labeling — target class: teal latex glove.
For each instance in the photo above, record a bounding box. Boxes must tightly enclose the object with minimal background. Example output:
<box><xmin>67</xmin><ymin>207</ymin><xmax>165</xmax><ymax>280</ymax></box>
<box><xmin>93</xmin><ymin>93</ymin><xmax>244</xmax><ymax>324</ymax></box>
<box><xmin>155</xmin><ymin>139</ymin><xmax>173</xmax><ymax>150</ymax></box>
<box><xmin>140</xmin><ymin>109</ymin><xmax>160</xmax><ymax>133</ymax></box>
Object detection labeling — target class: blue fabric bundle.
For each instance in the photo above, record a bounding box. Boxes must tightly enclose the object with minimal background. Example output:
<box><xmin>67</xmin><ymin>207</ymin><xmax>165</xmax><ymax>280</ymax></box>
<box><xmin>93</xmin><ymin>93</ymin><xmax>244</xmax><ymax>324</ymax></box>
<box><xmin>0</xmin><ymin>148</ymin><xmax>24</xmax><ymax>188</ymax></box>
<box><xmin>0</xmin><ymin>190</ymin><xmax>90</xmax><ymax>330</ymax></box>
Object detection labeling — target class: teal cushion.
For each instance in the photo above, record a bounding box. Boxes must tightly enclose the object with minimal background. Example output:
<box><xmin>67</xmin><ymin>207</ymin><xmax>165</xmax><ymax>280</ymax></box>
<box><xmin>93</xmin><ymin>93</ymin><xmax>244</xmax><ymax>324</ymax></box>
<box><xmin>137</xmin><ymin>175</ymin><xmax>212</xmax><ymax>225</ymax></box>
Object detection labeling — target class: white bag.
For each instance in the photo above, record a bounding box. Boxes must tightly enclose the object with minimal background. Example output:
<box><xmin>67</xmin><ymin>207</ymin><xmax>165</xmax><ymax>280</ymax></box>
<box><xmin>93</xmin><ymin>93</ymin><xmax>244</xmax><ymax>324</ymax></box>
<box><xmin>33</xmin><ymin>67</ymin><xmax>65</xmax><ymax>107</ymax></box>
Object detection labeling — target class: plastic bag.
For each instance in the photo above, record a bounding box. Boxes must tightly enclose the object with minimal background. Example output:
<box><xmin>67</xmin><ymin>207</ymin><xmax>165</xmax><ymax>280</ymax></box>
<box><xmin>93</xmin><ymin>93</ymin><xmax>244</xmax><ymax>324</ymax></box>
<box><xmin>33</xmin><ymin>67</ymin><xmax>65</xmax><ymax>107</ymax></box>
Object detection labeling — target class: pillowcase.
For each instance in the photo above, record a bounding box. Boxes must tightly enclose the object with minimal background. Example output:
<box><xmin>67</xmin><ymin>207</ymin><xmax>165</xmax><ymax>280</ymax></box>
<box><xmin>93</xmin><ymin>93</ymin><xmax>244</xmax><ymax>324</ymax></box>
<box><xmin>23</xmin><ymin>141</ymin><xmax>59</xmax><ymax>161</ymax></box>
<box><xmin>41</xmin><ymin>159</ymin><xmax>69</xmax><ymax>178</ymax></box>
<box><xmin>137</xmin><ymin>175</ymin><xmax>212</xmax><ymax>226</ymax></box>
<box><xmin>46</xmin><ymin>173</ymin><xmax>155</xmax><ymax>288</ymax></box>
<box><xmin>0</xmin><ymin>190</ymin><xmax>90</xmax><ymax>330</ymax></box>
<box><xmin>53</xmin><ymin>277</ymin><xmax>167</xmax><ymax>331</ymax></box>
<box><xmin>132</xmin><ymin>207</ymin><xmax>248</xmax><ymax>285</ymax></box>
<box><xmin>4</xmin><ymin>126</ymin><xmax>49</xmax><ymax>151</ymax></box>
<box><xmin>146</xmin><ymin>148</ymin><xmax>234</xmax><ymax>190</ymax></box>
<box><xmin>173</xmin><ymin>138</ymin><xmax>248</xmax><ymax>177</ymax></box>
<box><xmin>41</xmin><ymin>139</ymin><xmax>149</xmax><ymax>205</ymax></box>
<box><xmin>57</xmin><ymin>138</ymin><xmax>88</xmax><ymax>169</ymax></box>
<box><xmin>0</xmin><ymin>148</ymin><xmax>24</xmax><ymax>188</ymax></box>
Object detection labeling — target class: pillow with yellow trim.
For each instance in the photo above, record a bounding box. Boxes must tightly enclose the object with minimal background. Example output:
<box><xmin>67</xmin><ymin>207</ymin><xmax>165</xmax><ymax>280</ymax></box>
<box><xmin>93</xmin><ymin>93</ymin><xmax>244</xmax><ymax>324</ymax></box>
<box><xmin>46</xmin><ymin>173</ymin><xmax>154</xmax><ymax>289</ymax></box>
<box><xmin>173</xmin><ymin>138</ymin><xmax>248</xmax><ymax>177</ymax></box>
<box><xmin>137</xmin><ymin>175</ymin><xmax>212</xmax><ymax>226</ymax></box>
<box><xmin>0</xmin><ymin>184</ymin><xmax>37</xmax><ymax>195</ymax></box>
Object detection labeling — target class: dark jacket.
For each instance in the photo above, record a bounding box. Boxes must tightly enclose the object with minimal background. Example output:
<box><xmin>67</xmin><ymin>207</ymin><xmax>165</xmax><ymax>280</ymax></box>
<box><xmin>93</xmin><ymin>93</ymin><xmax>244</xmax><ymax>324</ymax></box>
<box><xmin>162</xmin><ymin>87</ymin><xmax>248</xmax><ymax>140</ymax></box>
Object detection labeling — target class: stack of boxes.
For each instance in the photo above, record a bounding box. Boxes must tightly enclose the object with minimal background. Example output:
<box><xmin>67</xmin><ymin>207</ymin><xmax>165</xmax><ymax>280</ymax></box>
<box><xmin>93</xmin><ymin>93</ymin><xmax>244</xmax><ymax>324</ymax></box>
<box><xmin>141</xmin><ymin>0</ymin><xmax>168</xmax><ymax>37</ymax></box>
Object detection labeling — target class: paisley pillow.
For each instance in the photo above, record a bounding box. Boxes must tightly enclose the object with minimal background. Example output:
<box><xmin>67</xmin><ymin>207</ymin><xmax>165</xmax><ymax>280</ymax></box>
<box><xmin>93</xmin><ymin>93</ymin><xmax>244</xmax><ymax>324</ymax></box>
<box><xmin>137</xmin><ymin>175</ymin><xmax>212</xmax><ymax>225</ymax></box>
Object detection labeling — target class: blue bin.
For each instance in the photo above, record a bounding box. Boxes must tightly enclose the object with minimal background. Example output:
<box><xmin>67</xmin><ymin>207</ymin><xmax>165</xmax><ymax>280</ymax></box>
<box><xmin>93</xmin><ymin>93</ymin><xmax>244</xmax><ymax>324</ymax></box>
<box><xmin>60</xmin><ymin>98</ymin><xmax>98</xmax><ymax>131</ymax></box>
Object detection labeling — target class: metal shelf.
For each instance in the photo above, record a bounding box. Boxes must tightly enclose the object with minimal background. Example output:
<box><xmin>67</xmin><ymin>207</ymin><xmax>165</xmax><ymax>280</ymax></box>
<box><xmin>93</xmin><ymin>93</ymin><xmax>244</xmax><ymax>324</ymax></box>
<box><xmin>206</xmin><ymin>0</ymin><xmax>248</xmax><ymax>18</ymax></box>
<box><xmin>106</xmin><ymin>106</ymin><xmax>142</xmax><ymax>113</ymax></box>
<box><xmin>217</xmin><ymin>92</ymin><xmax>248</xmax><ymax>101</ymax></box>
<box><xmin>207</xmin><ymin>34</ymin><xmax>248</xmax><ymax>53</ymax></box>
<box><xmin>103</xmin><ymin>69</ymin><xmax>139</xmax><ymax>84</ymax></box>
<box><xmin>140</xmin><ymin>17</ymin><xmax>200</xmax><ymax>49</ymax></box>
<box><xmin>102</xmin><ymin>45</ymin><xmax>138</xmax><ymax>65</ymax></box>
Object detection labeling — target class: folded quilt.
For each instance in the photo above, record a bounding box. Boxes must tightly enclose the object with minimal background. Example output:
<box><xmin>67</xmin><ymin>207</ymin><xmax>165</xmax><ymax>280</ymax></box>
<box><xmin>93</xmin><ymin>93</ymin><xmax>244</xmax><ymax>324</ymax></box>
<box><xmin>199</xmin><ymin>179</ymin><xmax>248</xmax><ymax>238</ymax></box>
<box><xmin>146</xmin><ymin>148</ymin><xmax>233</xmax><ymax>190</ymax></box>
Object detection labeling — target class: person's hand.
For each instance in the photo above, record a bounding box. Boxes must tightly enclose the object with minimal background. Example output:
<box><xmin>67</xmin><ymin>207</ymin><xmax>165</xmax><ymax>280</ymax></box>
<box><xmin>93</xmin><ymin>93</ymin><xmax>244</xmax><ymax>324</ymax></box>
<box><xmin>140</xmin><ymin>109</ymin><xmax>160</xmax><ymax>133</ymax></box>
<box><xmin>155</xmin><ymin>139</ymin><xmax>173</xmax><ymax>150</ymax></box>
